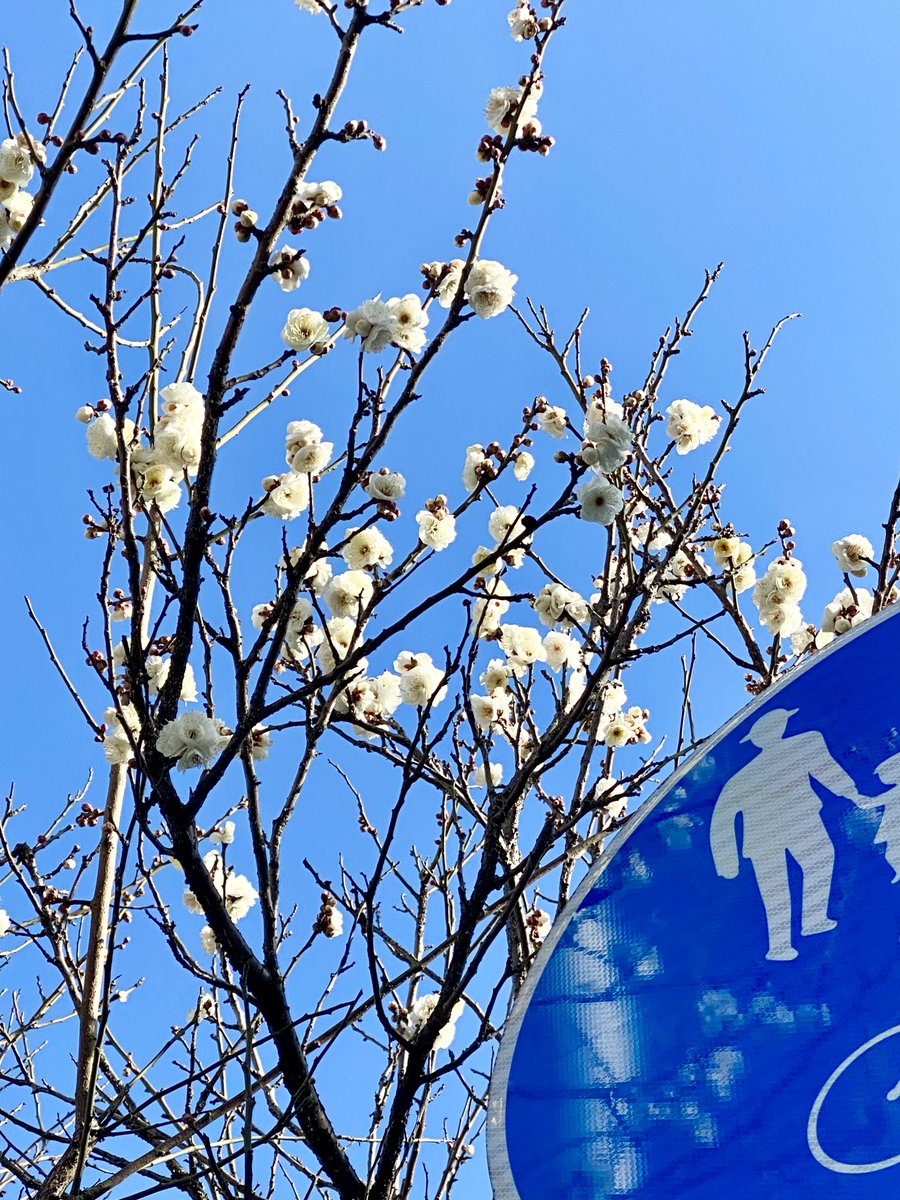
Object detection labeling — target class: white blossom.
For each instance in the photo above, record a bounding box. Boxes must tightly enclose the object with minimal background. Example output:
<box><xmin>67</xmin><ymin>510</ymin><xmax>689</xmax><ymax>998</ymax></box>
<box><xmin>513</xmin><ymin>451</ymin><xmax>535</xmax><ymax>481</ymax></box>
<box><xmin>429</xmin><ymin>258</ymin><xmax>465</xmax><ymax>308</ymax></box>
<box><xmin>323</xmin><ymin>570</ymin><xmax>374</xmax><ymax>620</ymax></box>
<box><xmin>103</xmin><ymin>704</ymin><xmax>140</xmax><ymax>765</ymax></box>
<box><xmin>209</xmin><ymin>820</ymin><xmax>235</xmax><ymax>846</ymax></box>
<box><xmin>471</xmin><ymin>762</ymin><xmax>504</xmax><ymax>788</ymax></box>
<box><xmin>464</xmin><ymin>259</ymin><xmax>517</xmax><ymax>319</ymax></box>
<box><xmin>0</xmin><ymin>908</ymin><xmax>10</xmax><ymax>937</ymax></box>
<box><xmin>146</xmin><ymin>656</ymin><xmax>197</xmax><ymax>702</ymax></box>
<box><xmin>577</xmin><ymin>476</ymin><xmax>624</xmax><ymax>525</ymax></box>
<box><xmin>200</xmin><ymin>926</ymin><xmax>218</xmax><ymax>955</ymax></box>
<box><xmin>394</xmin><ymin>652</ymin><xmax>447</xmax><ymax>708</ymax></box>
<box><xmin>262</xmin><ymin>471</ymin><xmax>311</xmax><ymax>519</ymax></box>
<box><xmin>0</xmin><ymin>135</ymin><xmax>36</xmax><ymax>187</ymax></box>
<box><xmin>295</xmin><ymin>179</ymin><xmax>342</xmax><ymax>207</ymax></box>
<box><xmin>270</xmin><ymin>246</ymin><xmax>310</xmax><ymax>291</ymax></box>
<box><xmin>156</xmin><ymin>712</ymin><xmax>227</xmax><ymax>772</ymax></box>
<box><xmin>473</xmin><ymin>577</ymin><xmax>511</xmax><ymax>637</ymax></box>
<box><xmin>665</xmin><ymin>399</ymin><xmax>720</xmax><ymax>455</ymax></box>
<box><xmin>821</xmin><ymin>586</ymin><xmax>874</xmax><ymax>635</ymax></box>
<box><xmin>484</xmin><ymin>84</ymin><xmax>540</xmax><ymax>136</ymax></box>
<box><xmin>364</xmin><ymin>468</ymin><xmax>406</xmax><ymax>502</ymax></box>
<box><xmin>462</xmin><ymin>444</ymin><xmax>488</xmax><ymax>493</ymax></box>
<box><xmin>137</xmin><ymin>461</ymin><xmax>182</xmax><ymax>513</ymax></box>
<box><xmin>187</xmin><ymin>993</ymin><xmax>218</xmax><ymax>1023</ymax></box>
<box><xmin>471</xmin><ymin>691</ymin><xmax>511</xmax><ymax>731</ymax></box>
<box><xmin>294</xmin><ymin>0</ymin><xmax>324</xmax><ymax>12</ymax></box>
<box><xmin>417</xmin><ymin>504</ymin><xmax>457</xmax><ymax>551</ymax></box>
<box><xmin>831</xmin><ymin>534</ymin><xmax>874</xmax><ymax>577</ymax></box>
<box><xmin>500</xmin><ymin>623</ymin><xmax>547</xmax><ymax>676</ymax></box>
<box><xmin>752</xmin><ymin>557</ymin><xmax>807</xmax><ymax>612</ymax></box>
<box><xmin>183</xmin><ymin>850</ymin><xmax>257</xmax><ymax>922</ymax></box>
<box><xmin>543</xmin><ymin>630</ymin><xmax>581</xmax><ymax>672</ymax></box>
<box><xmin>342</xmin><ymin>526</ymin><xmax>394</xmax><ymax>570</ymax></box>
<box><xmin>533</xmin><ymin>583</ymin><xmax>589</xmax><ymax>630</ymax></box>
<box><xmin>281</xmin><ymin>308</ymin><xmax>330</xmax><ymax>352</ymax></box>
<box><xmin>535</xmin><ymin>404</ymin><xmax>568</xmax><ymax>438</ymax></box>
<box><xmin>399</xmin><ymin>993</ymin><xmax>465</xmax><ymax>1050</ymax></box>
<box><xmin>508</xmin><ymin>2</ymin><xmax>539</xmax><ymax>40</ymax></box>
<box><xmin>343</xmin><ymin>297</ymin><xmax>398</xmax><ymax>353</ymax></box>
<box><xmin>3</xmin><ymin>188</ymin><xmax>33</xmax><ymax>234</ymax></box>
<box><xmin>388</xmin><ymin>293</ymin><xmax>428</xmax><ymax>353</ymax></box>
<box><xmin>480</xmin><ymin>659</ymin><xmax>510</xmax><ymax>691</ymax></box>
<box><xmin>581</xmin><ymin>410</ymin><xmax>632</xmax><ymax>471</ymax></box>
<box><xmin>526</xmin><ymin>907</ymin><xmax>552</xmax><ymax>947</ymax></box>
<box><xmin>86</xmin><ymin>412</ymin><xmax>136</xmax><ymax>461</ymax></box>
<box><xmin>317</xmin><ymin>617</ymin><xmax>360</xmax><ymax>673</ymax></box>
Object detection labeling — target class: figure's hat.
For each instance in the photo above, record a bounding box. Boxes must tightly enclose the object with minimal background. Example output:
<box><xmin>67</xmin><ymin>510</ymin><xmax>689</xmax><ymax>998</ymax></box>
<box><xmin>740</xmin><ymin>707</ymin><xmax>800</xmax><ymax>743</ymax></box>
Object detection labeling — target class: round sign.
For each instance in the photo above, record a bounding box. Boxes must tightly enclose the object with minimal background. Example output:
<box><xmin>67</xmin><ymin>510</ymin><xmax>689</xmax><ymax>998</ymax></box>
<box><xmin>489</xmin><ymin>605</ymin><xmax>900</xmax><ymax>1198</ymax></box>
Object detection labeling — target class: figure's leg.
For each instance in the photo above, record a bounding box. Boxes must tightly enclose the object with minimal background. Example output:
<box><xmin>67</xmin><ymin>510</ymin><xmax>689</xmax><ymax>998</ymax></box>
<box><xmin>798</xmin><ymin>826</ymin><xmax>837</xmax><ymax>936</ymax></box>
<box><xmin>750</xmin><ymin>851</ymin><xmax>797</xmax><ymax>961</ymax></box>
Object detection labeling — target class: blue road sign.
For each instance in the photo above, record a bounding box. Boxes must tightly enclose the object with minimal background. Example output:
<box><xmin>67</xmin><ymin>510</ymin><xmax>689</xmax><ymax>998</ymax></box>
<box><xmin>488</xmin><ymin>605</ymin><xmax>900</xmax><ymax>1198</ymax></box>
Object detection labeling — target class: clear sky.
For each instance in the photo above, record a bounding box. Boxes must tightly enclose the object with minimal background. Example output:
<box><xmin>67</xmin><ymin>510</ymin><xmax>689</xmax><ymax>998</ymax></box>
<box><xmin>2</xmin><ymin>1</ymin><xmax>899</xmax><ymax>1196</ymax></box>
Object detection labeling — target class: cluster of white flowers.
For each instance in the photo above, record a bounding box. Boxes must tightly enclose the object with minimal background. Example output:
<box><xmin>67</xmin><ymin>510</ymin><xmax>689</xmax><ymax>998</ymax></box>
<box><xmin>111</xmin><ymin>641</ymin><xmax>198</xmax><ymax>703</ymax></box>
<box><xmin>508</xmin><ymin>2</ymin><xmax>539</xmax><ymax>40</ymax></box>
<box><xmin>395</xmin><ymin>651</ymin><xmax>447</xmax><ymax>708</ymax></box>
<box><xmin>145</xmin><ymin>380</ymin><xmax>205</xmax><ymax>499</ymax></box>
<box><xmin>0</xmin><ymin>133</ymin><xmax>42</xmax><ymax>251</ymax></box>
<box><xmin>665</xmin><ymin>399</ymin><xmax>720</xmax><ymax>455</ymax></box>
<box><xmin>831</xmin><ymin>534</ymin><xmax>873</xmax><ymax>577</ymax></box>
<box><xmin>752</xmin><ymin>557</ymin><xmax>807</xmax><ymax>637</ymax></box>
<box><xmin>333</xmin><ymin>670</ymin><xmax>402</xmax><ymax>734</ymax></box>
<box><xmin>157</xmin><ymin>712</ymin><xmax>228</xmax><ymax>771</ymax></box>
<box><xmin>598</xmin><ymin>705</ymin><xmax>652</xmax><ymax>748</ymax></box>
<box><xmin>270</xmin><ymin>246</ymin><xmax>310</xmax><ymax>292</ymax></box>
<box><xmin>533</xmin><ymin>583</ymin><xmax>590</xmax><ymax>630</ymax></box>
<box><xmin>183</xmin><ymin>849</ymin><xmax>258</xmax><ymax>922</ymax></box>
<box><xmin>281</xmin><ymin>307</ymin><xmax>330</xmax><ymax>352</ymax></box>
<box><xmin>344</xmin><ymin>294</ymin><xmax>428</xmax><ymax>354</ymax></box>
<box><xmin>485</xmin><ymin>83</ymin><xmax>541</xmax><ymax>136</ymax></box>
<box><xmin>711</xmin><ymin>536</ymin><xmax>757</xmax><ymax>594</ymax></box>
<box><xmin>0</xmin><ymin>906</ymin><xmax>9</xmax><ymax>938</ymax></box>
<box><xmin>422</xmin><ymin>257</ymin><xmax>517</xmax><ymax>318</ymax></box>
<box><xmin>397</xmin><ymin>993</ymin><xmax>465</xmax><ymax>1050</ymax></box>
<box><xmin>253</xmin><ymin>595</ymin><xmax>324</xmax><ymax>664</ymax></box>
<box><xmin>417</xmin><ymin>495</ymin><xmax>457</xmax><ymax>551</ymax></box>
<box><xmin>285</xmin><ymin>419</ymin><xmax>333</xmax><ymax>475</ymax></box>
<box><xmin>78</xmin><ymin>382</ymin><xmax>204</xmax><ymax>513</ymax></box>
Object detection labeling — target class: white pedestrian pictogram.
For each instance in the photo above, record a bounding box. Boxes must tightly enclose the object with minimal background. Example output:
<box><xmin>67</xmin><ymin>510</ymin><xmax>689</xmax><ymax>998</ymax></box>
<box><xmin>709</xmin><ymin>709</ymin><xmax>866</xmax><ymax>962</ymax></box>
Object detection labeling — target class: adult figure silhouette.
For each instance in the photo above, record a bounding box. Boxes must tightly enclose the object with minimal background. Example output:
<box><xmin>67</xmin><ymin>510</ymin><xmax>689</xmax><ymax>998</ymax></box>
<box><xmin>710</xmin><ymin>708</ymin><xmax>865</xmax><ymax>961</ymax></box>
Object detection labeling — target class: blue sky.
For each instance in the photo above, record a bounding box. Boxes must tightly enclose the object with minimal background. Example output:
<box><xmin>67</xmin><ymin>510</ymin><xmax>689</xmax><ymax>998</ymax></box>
<box><xmin>2</xmin><ymin>1</ymin><xmax>900</xmax><ymax>1196</ymax></box>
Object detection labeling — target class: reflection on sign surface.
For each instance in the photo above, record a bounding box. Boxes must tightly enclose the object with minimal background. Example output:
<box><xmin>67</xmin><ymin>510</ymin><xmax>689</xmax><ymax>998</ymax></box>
<box><xmin>488</xmin><ymin>607</ymin><xmax>900</xmax><ymax>1199</ymax></box>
